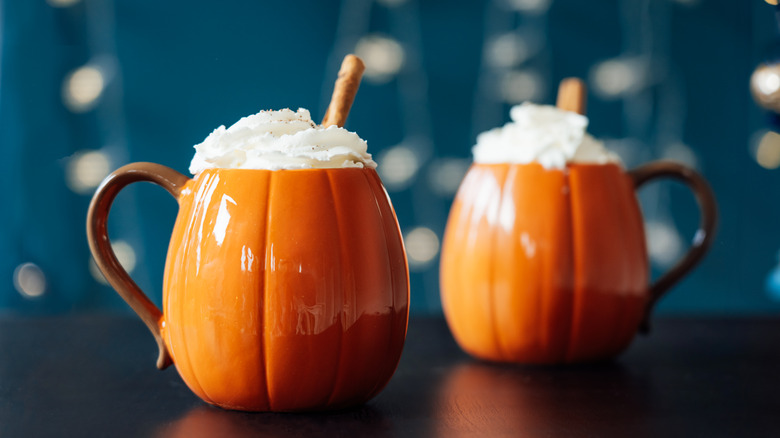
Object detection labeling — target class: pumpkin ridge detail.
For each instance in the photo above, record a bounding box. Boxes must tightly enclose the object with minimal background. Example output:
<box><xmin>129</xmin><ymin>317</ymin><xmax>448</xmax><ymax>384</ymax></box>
<box><xmin>323</xmin><ymin>170</ymin><xmax>346</xmax><ymax>407</ymax></box>
<box><xmin>480</xmin><ymin>165</ymin><xmax>504</xmax><ymax>358</ymax></box>
<box><xmin>561</xmin><ymin>168</ymin><xmax>576</xmax><ymax>364</ymax></box>
<box><xmin>365</xmin><ymin>169</ymin><xmax>397</xmax><ymax>398</ymax></box>
<box><xmin>258</xmin><ymin>171</ymin><xmax>272</xmax><ymax>410</ymax></box>
<box><xmin>364</xmin><ymin>169</ymin><xmax>407</xmax><ymax>399</ymax></box>
<box><xmin>491</xmin><ymin>164</ymin><xmax>514</xmax><ymax>360</ymax></box>
<box><xmin>567</xmin><ymin>166</ymin><xmax>598</xmax><ymax>362</ymax></box>
<box><xmin>176</xmin><ymin>171</ymin><xmax>218</xmax><ymax>404</ymax></box>
<box><xmin>565</xmin><ymin>164</ymin><xmax>647</xmax><ymax>362</ymax></box>
<box><xmin>263</xmin><ymin>172</ymin><xmax>276</xmax><ymax>410</ymax></box>
<box><xmin>607</xmin><ymin>171</ymin><xmax>634</xmax><ymax>355</ymax></box>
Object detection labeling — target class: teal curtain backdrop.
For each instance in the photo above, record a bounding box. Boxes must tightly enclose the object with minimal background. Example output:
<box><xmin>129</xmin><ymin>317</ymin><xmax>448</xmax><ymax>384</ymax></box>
<box><xmin>1</xmin><ymin>0</ymin><xmax>777</xmax><ymax>315</ymax></box>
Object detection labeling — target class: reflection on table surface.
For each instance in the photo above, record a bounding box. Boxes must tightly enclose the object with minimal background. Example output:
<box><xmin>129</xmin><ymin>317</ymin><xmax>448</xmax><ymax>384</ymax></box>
<box><xmin>2</xmin><ymin>316</ymin><xmax>780</xmax><ymax>437</ymax></box>
<box><xmin>158</xmin><ymin>405</ymin><xmax>392</xmax><ymax>438</ymax></box>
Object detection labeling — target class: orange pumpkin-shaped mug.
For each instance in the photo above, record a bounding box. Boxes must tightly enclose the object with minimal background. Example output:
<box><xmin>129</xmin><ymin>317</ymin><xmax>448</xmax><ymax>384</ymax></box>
<box><xmin>86</xmin><ymin>56</ymin><xmax>411</xmax><ymax>411</ymax></box>
<box><xmin>439</xmin><ymin>80</ymin><xmax>717</xmax><ymax>364</ymax></box>
<box><xmin>87</xmin><ymin>164</ymin><xmax>409</xmax><ymax>411</ymax></box>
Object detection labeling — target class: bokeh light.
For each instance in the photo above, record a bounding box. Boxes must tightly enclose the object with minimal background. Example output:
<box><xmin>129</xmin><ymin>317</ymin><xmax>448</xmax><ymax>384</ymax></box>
<box><xmin>355</xmin><ymin>35</ymin><xmax>405</xmax><ymax>84</ymax></box>
<box><xmin>112</xmin><ymin>241</ymin><xmax>137</xmax><ymax>273</ymax></box>
<box><xmin>428</xmin><ymin>158</ymin><xmax>470</xmax><ymax>197</ymax></box>
<box><xmin>753</xmin><ymin>65</ymin><xmax>780</xmax><ymax>96</ymax></box>
<box><xmin>501</xmin><ymin>69</ymin><xmax>543</xmax><ymax>103</ymax></box>
<box><xmin>645</xmin><ymin>221</ymin><xmax>683</xmax><ymax>268</ymax></box>
<box><xmin>47</xmin><ymin>0</ymin><xmax>81</xmax><ymax>7</ymax></box>
<box><xmin>89</xmin><ymin>240</ymin><xmax>137</xmax><ymax>285</ymax></box>
<box><xmin>589</xmin><ymin>58</ymin><xmax>646</xmax><ymax>99</ymax></box>
<box><xmin>376</xmin><ymin>0</ymin><xmax>408</xmax><ymax>7</ymax></box>
<box><xmin>404</xmin><ymin>227</ymin><xmax>440</xmax><ymax>269</ymax></box>
<box><xmin>503</xmin><ymin>0</ymin><xmax>552</xmax><ymax>14</ymax></box>
<box><xmin>662</xmin><ymin>142</ymin><xmax>699</xmax><ymax>170</ymax></box>
<box><xmin>62</xmin><ymin>65</ymin><xmax>105</xmax><ymax>113</ymax></box>
<box><xmin>603</xmin><ymin>138</ymin><xmax>644</xmax><ymax>168</ymax></box>
<box><xmin>66</xmin><ymin>149</ymin><xmax>112</xmax><ymax>194</ymax></box>
<box><xmin>487</xmin><ymin>33</ymin><xmax>533</xmax><ymax>69</ymax></box>
<box><xmin>13</xmin><ymin>263</ymin><xmax>47</xmax><ymax>298</ymax></box>
<box><xmin>88</xmin><ymin>259</ymin><xmax>109</xmax><ymax>286</ymax></box>
<box><xmin>377</xmin><ymin>144</ymin><xmax>420</xmax><ymax>191</ymax></box>
<box><xmin>753</xmin><ymin>130</ymin><xmax>780</xmax><ymax>169</ymax></box>
<box><xmin>750</xmin><ymin>64</ymin><xmax>780</xmax><ymax>113</ymax></box>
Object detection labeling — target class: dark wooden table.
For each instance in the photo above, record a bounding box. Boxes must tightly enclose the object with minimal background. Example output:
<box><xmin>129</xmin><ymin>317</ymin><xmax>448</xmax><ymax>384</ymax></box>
<box><xmin>1</xmin><ymin>315</ymin><xmax>779</xmax><ymax>437</ymax></box>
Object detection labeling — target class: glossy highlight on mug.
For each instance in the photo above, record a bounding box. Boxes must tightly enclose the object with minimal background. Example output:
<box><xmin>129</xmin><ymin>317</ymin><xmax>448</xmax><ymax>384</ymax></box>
<box><xmin>87</xmin><ymin>164</ymin><xmax>409</xmax><ymax>412</ymax></box>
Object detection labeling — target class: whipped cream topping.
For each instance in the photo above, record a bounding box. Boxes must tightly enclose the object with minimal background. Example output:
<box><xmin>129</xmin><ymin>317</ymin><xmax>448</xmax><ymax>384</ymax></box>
<box><xmin>189</xmin><ymin>108</ymin><xmax>376</xmax><ymax>174</ymax></box>
<box><xmin>472</xmin><ymin>103</ymin><xmax>621</xmax><ymax>169</ymax></box>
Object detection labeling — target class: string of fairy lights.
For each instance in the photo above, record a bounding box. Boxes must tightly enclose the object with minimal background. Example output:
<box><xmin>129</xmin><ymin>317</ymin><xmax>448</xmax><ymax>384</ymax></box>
<box><xmin>328</xmin><ymin>0</ymin><xmax>452</xmax><ymax>310</ymax></box>
<box><xmin>474</xmin><ymin>0</ymin><xmax>701</xmax><ymax>271</ymax></box>
<box><xmin>752</xmin><ymin>0</ymin><xmax>780</xmax><ymax>300</ymax></box>
<box><xmin>14</xmin><ymin>0</ymin><xmax>775</xmax><ymax>309</ymax></box>
<box><xmin>601</xmin><ymin>0</ymin><xmax>695</xmax><ymax>269</ymax></box>
<box><xmin>15</xmin><ymin>0</ymin><xmax>138</xmax><ymax>300</ymax></box>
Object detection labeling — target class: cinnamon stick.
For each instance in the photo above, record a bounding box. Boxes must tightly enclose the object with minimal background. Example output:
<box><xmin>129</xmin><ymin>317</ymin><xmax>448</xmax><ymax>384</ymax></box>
<box><xmin>556</xmin><ymin>77</ymin><xmax>587</xmax><ymax>115</ymax></box>
<box><xmin>322</xmin><ymin>54</ymin><xmax>366</xmax><ymax>127</ymax></box>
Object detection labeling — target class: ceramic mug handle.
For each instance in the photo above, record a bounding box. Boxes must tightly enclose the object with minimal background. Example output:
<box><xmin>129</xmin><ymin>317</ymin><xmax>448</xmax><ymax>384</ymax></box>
<box><xmin>628</xmin><ymin>161</ymin><xmax>718</xmax><ymax>333</ymax></box>
<box><xmin>86</xmin><ymin>162</ymin><xmax>191</xmax><ymax>369</ymax></box>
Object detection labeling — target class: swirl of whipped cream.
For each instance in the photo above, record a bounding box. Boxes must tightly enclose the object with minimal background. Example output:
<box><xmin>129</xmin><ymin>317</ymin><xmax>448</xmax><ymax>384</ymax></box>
<box><xmin>472</xmin><ymin>102</ymin><xmax>621</xmax><ymax>169</ymax></box>
<box><xmin>189</xmin><ymin>108</ymin><xmax>377</xmax><ymax>174</ymax></box>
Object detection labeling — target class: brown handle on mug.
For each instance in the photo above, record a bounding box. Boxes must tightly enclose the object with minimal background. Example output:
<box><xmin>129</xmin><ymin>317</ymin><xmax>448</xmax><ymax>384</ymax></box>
<box><xmin>86</xmin><ymin>162</ymin><xmax>191</xmax><ymax>370</ymax></box>
<box><xmin>628</xmin><ymin>161</ymin><xmax>718</xmax><ymax>334</ymax></box>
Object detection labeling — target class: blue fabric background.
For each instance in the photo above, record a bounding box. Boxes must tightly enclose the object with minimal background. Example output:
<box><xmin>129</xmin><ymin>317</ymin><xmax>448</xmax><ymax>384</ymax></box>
<box><xmin>1</xmin><ymin>0</ymin><xmax>778</xmax><ymax>315</ymax></box>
